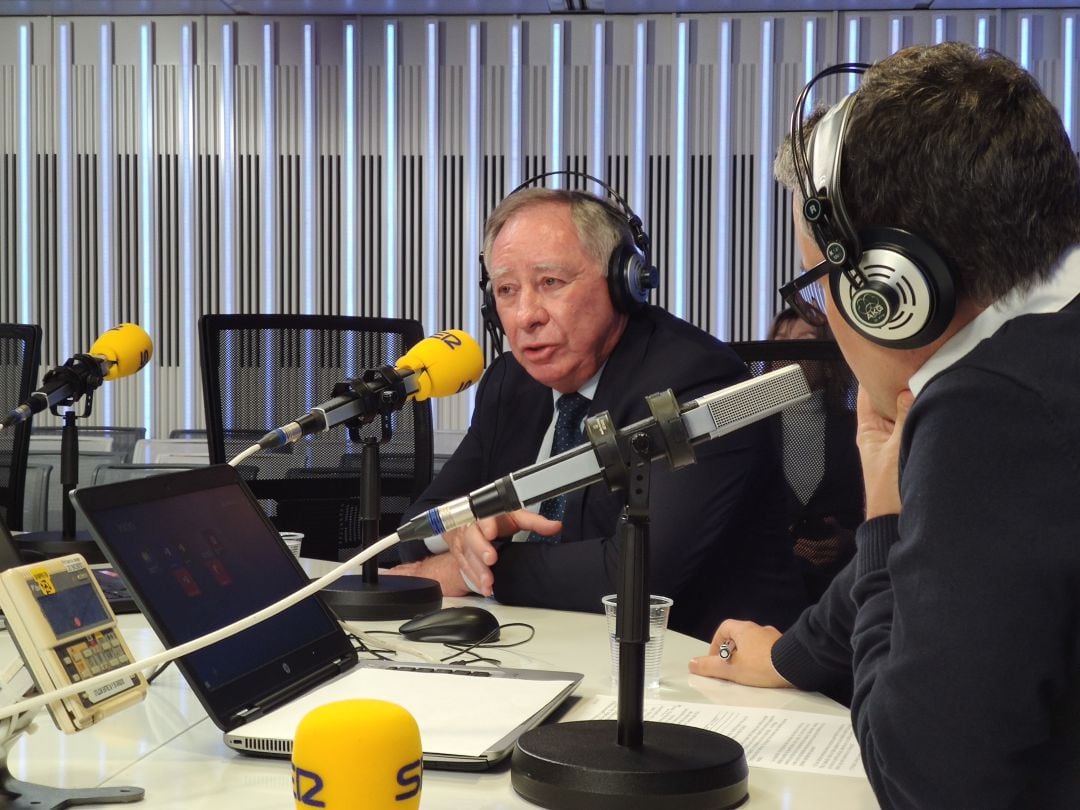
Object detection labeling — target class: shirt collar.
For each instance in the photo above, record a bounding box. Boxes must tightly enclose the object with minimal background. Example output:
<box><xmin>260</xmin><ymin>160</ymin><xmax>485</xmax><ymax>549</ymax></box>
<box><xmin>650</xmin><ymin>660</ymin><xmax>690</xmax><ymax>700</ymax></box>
<box><xmin>551</xmin><ymin>365</ymin><xmax>604</xmax><ymax>406</ymax></box>
<box><xmin>909</xmin><ymin>245</ymin><xmax>1080</xmax><ymax>396</ymax></box>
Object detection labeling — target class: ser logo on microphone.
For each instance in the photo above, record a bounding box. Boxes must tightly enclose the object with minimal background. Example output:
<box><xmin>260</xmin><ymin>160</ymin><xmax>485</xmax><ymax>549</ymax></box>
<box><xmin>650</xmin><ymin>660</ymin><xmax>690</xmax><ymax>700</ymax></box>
<box><xmin>431</xmin><ymin>330</ymin><xmax>463</xmax><ymax>349</ymax></box>
<box><xmin>430</xmin><ymin>332</ymin><xmax>474</xmax><ymax>394</ymax></box>
<box><xmin>290</xmin><ymin>759</ymin><xmax>422</xmax><ymax>806</ymax></box>
<box><xmin>291</xmin><ymin>765</ymin><xmax>325</xmax><ymax>807</ymax></box>
<box><xmin>396</xmin><ymin>758</ymin><xmax>422</xmax><ymax>801</ymax></box>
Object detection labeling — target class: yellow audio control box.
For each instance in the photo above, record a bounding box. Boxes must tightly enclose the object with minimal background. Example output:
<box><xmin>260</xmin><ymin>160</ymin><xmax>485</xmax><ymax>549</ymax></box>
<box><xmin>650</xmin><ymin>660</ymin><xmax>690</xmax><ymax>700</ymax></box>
<box><xmin>0</xmin><ymin>554</ymin><xmax>146</xmax><ymax>733</ymax></box>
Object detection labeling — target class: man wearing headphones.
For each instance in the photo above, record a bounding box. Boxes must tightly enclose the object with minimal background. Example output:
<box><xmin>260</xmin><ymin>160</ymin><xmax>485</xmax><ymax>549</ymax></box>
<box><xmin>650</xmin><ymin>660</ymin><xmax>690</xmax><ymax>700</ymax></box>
<box><xmin>690</xmin><ymin>43</ymin><xmax>1080</xmax><ymax>806</ymax></box>
<box><xmin>394</xmin><ymin>183</ymin><xmax>807</xmax><ymax>641</ymax></box>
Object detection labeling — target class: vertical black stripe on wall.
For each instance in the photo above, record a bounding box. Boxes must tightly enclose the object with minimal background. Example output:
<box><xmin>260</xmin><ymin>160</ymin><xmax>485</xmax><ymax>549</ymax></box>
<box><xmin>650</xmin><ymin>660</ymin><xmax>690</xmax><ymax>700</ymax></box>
<box><xmin>402</xmin><ymin>153</ymin><xmax>415</xmax><ymax>323</ymax></box>
<box><xmin>2</xmin><ymin>157</ymin><xmax>11</xmax><ymax>321</ymax></box>
<box><xmin>693</xmin><ymin>153</ymin><xmax>713</xmax><ymax>334</ymax></box>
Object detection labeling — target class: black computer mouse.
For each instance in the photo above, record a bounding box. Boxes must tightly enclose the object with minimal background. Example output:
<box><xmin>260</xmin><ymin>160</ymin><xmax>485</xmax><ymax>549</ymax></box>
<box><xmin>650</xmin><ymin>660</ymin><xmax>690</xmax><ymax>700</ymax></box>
<box><xmin>397</xmin><ymin>606</ymin><xmax>501</xmax><ymax>644</ymax></box>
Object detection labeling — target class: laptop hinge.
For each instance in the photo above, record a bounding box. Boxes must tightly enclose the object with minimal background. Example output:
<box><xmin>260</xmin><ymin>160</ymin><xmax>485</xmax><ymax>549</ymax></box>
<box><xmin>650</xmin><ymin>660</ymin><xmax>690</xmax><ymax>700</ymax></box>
<box><xmin>232</xmin><ymin>655</ymin><xmax>355</xmax><ymax>724</ymax></box>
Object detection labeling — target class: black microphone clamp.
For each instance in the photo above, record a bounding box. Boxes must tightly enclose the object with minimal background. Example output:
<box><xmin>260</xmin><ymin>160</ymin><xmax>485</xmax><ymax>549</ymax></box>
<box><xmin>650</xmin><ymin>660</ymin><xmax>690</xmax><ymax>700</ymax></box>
<box><xmin>1</xmin><ymin>354</ymin><xmax>107</xmax><ymax>428</ymax></box>
<box><xmin>43</xmin><ymin>354</ymin><xmax>106</xmax><ymax>405</ymax></box>
<box><xmin>577</xmin><ymin>388</ymin><xmax>694</xmax><ymax>498</ymax></box>
<box><xmin>331</xmin><ymin>365</ymin><xmax>420</xmax><ymax>430</ymax></box>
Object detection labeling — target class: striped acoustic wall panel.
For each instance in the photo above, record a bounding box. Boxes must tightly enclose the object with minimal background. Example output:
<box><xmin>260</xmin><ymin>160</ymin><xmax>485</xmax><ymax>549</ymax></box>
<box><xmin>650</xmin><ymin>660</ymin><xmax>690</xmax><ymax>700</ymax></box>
<box><xmin>0</xmin><ymin>9</ymin><xmax>1076</xmax><ymax>440</ymax></box>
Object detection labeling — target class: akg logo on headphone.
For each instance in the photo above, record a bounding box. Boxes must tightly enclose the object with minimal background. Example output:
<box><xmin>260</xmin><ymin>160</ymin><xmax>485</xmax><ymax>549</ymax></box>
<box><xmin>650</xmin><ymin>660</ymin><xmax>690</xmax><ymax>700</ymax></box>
<box><xmin>852</xmin><ymin>289</ymin><xmax>890</xmax><ymax>327</ymax></box>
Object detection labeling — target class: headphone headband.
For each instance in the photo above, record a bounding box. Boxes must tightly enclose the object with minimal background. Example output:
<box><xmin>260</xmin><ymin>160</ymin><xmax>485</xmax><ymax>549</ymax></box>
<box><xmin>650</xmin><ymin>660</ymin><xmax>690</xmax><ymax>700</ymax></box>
<box><xmin>505</xmin><ymin>170</ymin><xmax>651</xmax><ymax>263</ymax></box>
<box><xmin>791</xmin><ymin>63</ymin><xmax>871</xmax><ymax>290</ymax></box>
<box><xmin>479</xmin><ymin>170</ymin><xmax>658</xmax><ymax>354</ymax></box>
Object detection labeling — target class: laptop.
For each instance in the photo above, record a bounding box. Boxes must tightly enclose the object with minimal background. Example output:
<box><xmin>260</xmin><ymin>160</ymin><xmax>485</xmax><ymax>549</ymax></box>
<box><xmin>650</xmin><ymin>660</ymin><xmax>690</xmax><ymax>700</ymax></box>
<box><xmin>71</xmin><ymin>464</ymin><xmax>582</xmax><ymax>770</ymax></box>
<box><xmin>0</xmin><ymin>512</ymin><xmax>138</xmax><ymax>614</ymax></box>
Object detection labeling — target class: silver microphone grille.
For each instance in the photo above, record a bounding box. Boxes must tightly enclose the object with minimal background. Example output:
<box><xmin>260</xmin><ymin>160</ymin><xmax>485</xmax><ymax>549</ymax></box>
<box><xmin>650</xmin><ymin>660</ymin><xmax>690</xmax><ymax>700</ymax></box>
<box><xmin>691</xmin><ymin>364</ymin><xmax>813</xmax><ymax>442</ymax></box>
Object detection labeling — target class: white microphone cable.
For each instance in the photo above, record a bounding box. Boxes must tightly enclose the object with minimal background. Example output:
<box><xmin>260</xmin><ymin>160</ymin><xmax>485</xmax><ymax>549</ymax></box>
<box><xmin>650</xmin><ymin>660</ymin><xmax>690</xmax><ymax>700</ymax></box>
<box><xmin>0</xmin><ymin>532</ymin><xmax>400</xmax><ymax>724</ymax></box>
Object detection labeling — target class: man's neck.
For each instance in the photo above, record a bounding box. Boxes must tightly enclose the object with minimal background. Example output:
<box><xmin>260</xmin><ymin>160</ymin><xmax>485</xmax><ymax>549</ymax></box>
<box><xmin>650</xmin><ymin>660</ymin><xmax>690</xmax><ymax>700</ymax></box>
<box><xmin>907</xmin><ymin>298</ymin><xmax>986</xmax><ymax>378</ymax></box>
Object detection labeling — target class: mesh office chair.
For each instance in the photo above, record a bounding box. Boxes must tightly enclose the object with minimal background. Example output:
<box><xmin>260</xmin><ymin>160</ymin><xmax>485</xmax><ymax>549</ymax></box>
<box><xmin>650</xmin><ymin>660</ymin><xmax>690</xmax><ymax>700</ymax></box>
<box><xmin>30</xmin><ymin>426</ymin><xmax>146</xmax><ymax>464</ymax></box>
<box><xmin>92</xmin><ymin>463</ymin><xmax>207</xmax><ymax>486</ymax></box>
<box><xmin>0</xmin><ymin>324</ymin><xmax>42</xmax><ymax>530</ymax></box>
<box><xmin>27</xmin><ymin>426</ymin><xmax>148</xmax><ymax>532</ymax></box>
<box><xmin>199</xmin><ymin>314</ymin><xmax>434</xmax><ymax>564</ymax></box>
<box><xmin>168</xmin><ymin>428</ymin><xmax>207</xmax><ymax>440</ymax></box>
<box><xmin>729</xmin><ymin>338</ymin><xmax>863</xmax><ymax>601</ymax></box>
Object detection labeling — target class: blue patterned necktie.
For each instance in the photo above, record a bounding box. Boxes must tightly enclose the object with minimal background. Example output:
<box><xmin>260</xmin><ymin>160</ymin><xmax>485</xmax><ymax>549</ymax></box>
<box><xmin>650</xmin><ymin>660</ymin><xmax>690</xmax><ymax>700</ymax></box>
<box><xmin>528</xmin><ymin>392</ymin><xmax>590</xmax><ymax>543</ymax></box>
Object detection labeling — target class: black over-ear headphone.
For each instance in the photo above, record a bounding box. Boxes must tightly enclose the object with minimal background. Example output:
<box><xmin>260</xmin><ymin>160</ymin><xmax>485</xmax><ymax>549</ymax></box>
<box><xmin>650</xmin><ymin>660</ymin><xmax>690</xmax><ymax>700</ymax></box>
<box><xmin>792</xmin><ymin>63</ymin><xmax>956</xmax><ymax>349</ymax></box>
<box><xmin>479</xmin><ymin>171</ymin><xmax>659</xmax><ymax>351</ymax></box>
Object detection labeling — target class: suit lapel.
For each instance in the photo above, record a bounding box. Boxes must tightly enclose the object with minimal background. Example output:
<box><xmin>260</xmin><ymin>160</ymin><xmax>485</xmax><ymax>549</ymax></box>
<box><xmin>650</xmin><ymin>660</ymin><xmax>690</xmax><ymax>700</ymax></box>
<box><xmin>491</xmin><ymin>361</ymin><xmax>555</xmax><ymax>478</ymax></box>
<box><xmin>562</xmin><ymin>311</ymin><xmax>654</xmax><ymax>536</ymax></box>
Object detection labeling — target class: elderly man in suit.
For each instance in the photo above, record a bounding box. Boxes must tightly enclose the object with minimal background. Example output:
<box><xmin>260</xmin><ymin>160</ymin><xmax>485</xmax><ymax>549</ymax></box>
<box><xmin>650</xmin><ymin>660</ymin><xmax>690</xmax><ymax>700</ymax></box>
<box><xmin>394</xmin><ymin>186</ymin><xmax>806</xmax><ymax>640</ymax></box>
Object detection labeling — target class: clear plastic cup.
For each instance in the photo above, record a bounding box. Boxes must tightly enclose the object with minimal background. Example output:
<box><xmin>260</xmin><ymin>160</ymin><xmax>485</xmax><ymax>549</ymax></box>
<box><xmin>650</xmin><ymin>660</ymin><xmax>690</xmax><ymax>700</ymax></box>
<box><xmin>602</xmin><ymin>594</ymin><xmax>673</xmax><ymax>690</ymax></box>
<box><xmin>280</xmin><ymin>531</ymin><xmax>304</xmax><ymax>558</ymax></box>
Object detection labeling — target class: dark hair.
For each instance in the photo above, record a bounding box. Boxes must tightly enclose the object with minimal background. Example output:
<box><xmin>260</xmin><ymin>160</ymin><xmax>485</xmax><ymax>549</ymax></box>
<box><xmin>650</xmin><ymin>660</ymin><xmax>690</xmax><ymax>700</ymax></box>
<box><xmin>767</xmin><ymin>308</ymin><xmax>855</xmax><ymax>411</ymax></box>
<box><xmin>768</xmin><ymin>306</ymin><xmax>825</xmax><ymax>341</ymax></box>
<box><xmin>842</xmin><ymin>43</ymin><xmax>1080</xmax><ymax>305</ymax></box>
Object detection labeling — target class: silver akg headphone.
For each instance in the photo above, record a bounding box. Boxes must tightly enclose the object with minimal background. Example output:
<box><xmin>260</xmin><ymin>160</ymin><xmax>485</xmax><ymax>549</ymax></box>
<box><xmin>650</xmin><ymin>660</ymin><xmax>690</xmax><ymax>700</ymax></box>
<box><xmin>479</xmin><ymin>171</ymin><xmax>659</xmax><ymax>353</ymax></box>
<box><xmin>792</xmin><ymin>63</ymin><xmax>956</xmax><ymax>348</ymax></box>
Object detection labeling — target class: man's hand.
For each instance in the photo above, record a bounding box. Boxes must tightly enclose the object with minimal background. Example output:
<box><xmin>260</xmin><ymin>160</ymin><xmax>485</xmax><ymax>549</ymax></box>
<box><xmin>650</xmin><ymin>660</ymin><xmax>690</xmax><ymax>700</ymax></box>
<box><xmin>688</xmin><ymin>619</ymin><xmax>793</xmax><ymax>688</ymax></box>
<box><xmin>856</xmin><ymin>387</ymin><xmax>913</xmax><ymax>519</ymax></box>
<box><xmin>444</xmin><ymin>509</ymin><xmax>563</xmax><ymax>597</ymax></box>
<box><xmin>389</xmin><ymin>554</ymin><xmax>471</xmax><ymax>597</ymax></box>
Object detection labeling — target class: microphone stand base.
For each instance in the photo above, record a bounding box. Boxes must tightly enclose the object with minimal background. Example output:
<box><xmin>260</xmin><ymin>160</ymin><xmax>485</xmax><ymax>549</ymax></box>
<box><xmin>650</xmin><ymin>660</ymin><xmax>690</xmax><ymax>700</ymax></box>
<box><xmin>318</xmin><ymin>574</ymin><xmax>442</xmax><ymax>620</ymax></box>
<box><xmin>0</xmin><ymin>775</ymin><xmax>143</xmax><ymax>810</ymax></box>
<box><xmin>511</xmin><ymin>720</ymin><xmax>748</xmax><ymax>810</ymax></box>
<box><xmin>1</xmin><ymin>717</ymin><xmax>143</xmax><ymax>809</ymax></box>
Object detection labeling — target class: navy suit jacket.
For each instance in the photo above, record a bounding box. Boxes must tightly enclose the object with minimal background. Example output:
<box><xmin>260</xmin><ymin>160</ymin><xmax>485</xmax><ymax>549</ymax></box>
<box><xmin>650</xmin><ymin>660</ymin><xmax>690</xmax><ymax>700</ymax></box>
<box><xmin>401</xmin><ymin>306</ymin><xmax>806</xmax><ymax>640</ymax></box>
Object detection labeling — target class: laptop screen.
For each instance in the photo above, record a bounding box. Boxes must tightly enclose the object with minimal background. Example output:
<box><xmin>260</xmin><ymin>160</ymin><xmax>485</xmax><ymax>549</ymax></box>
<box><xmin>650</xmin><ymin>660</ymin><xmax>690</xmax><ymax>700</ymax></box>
<box><xmin>72</xmin><ymin>465</ymin><xmax>356</xmax><ymax>727</ymax></box>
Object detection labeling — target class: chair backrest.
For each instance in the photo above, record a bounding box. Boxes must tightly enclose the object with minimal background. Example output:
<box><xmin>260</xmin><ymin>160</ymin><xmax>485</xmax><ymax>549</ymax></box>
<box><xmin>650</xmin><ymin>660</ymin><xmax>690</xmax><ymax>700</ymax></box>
<box><xmin>29</xmin><ymin>434</ymin><xmax>116</xmax><ymax>454</ymax></box>
<box><xmin>168</xmin><ymin>428</ymin><xmax>207</xmax><ymax>440</ymax></box>
<box><xmin>0</xmin><ymin>324</ymin><xmax>42</xmax><ymax>530</ymax></box>
<box><xmin>29</xmin><ymin>449</ymin><xmax>127</xmax><ymax>532</ymax></box>
<box><xmin>728</xmin><ymin>339</ymin><xmax>863</xmax><ymax>600</ymax></box>
<box><xmin>30</xmin><ymin>425</ymin><xmax>146</xmax><ymax>463</ymax></box>
<box><xmin>91</xmin><ymin>463</ymin><xmax>207</xmax><ymax>486</ymax></box>
<box><xmin>132</xmin><ymin>438</ymin><xmax>210</xmax><ymax>465</ymax></box>
<box><xmin>199</xmin><ymin>314</ymin><xmax>434</xmax><ymax>562</ymax></box>
<box><xmin>27</xmin><ymin>425</ymin><xmax>145</xmax><ymax>532</ymax></box>
<box><xmin>21</xmin><ymin>463</ymin><xmax>51</xmax><ymax>531</ymax></box>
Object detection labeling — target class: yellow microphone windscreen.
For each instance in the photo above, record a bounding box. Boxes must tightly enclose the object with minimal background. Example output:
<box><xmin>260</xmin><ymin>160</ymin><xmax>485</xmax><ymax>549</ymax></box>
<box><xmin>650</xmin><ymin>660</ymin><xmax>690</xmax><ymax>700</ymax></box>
<box><xmin>88</xmin><ymin>323</ymin><xmax>154</xmax><ymax>381</ymax></box>
<box><xmin>396</xmin><ymin>329</ymin><xmax>484</xmax><ymax>401</ymax></box>
<box><xmin>292</xmin><ymin>699</ymin><xmax>422</xmax><ymax>810</ymax></box>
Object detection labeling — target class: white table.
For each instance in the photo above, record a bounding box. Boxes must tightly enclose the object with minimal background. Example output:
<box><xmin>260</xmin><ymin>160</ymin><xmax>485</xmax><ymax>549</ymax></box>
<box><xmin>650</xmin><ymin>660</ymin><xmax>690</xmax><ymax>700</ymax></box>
<box><xmin>3</xmin><ymin>593</ymin><xmax>879</xmax><ymax>808</ymax></box>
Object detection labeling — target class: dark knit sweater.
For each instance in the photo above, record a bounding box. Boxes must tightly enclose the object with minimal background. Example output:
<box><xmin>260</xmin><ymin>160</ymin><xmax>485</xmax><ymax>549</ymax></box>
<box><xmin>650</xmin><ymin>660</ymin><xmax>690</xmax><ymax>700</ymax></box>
<box><xmin>772</xmin><ymin>294</ymin><xmax>1080</xmax><ymax>808</ymax></box>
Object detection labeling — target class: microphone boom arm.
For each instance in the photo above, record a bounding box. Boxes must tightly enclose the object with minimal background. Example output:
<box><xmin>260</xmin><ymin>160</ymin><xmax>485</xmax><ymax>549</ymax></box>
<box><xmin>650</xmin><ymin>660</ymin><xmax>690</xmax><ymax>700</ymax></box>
<box><xmin>398</xmin><ymin>364</ymin><xmax>812</xmax><ymax>543</ymax></box>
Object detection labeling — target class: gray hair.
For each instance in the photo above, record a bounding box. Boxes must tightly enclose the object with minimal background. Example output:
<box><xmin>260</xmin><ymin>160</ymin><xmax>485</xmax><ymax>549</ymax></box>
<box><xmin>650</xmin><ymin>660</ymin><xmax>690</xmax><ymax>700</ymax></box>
<box><xmin>481</xmin><ymin>187</ymin><xmax>634</xmax><ymax>277</ymax></box>
<box><xmin>773</xmin><ymin>106</ymin><xmax>829</xmax><ymax>237</ymax></box>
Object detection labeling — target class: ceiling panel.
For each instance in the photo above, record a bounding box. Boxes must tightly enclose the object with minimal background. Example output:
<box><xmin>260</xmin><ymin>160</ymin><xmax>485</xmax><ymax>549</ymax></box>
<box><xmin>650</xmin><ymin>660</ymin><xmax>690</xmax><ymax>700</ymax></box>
<box><xmin>0</xmin><ymin>0</ymin><xmax>236</xmax><ymax>13</ymax></box>
<box><xmin>1</xmin><ymin>0</ymin><xmax>1078</xmax><ymax>16</ymax></box>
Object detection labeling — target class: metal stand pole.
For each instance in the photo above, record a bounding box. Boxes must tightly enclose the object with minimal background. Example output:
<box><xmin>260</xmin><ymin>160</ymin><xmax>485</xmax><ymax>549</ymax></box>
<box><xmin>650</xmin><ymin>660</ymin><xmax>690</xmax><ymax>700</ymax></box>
<box><xmin>59</xmin><ymin>411</ymin><xmax>79</xmax><ymax>541</ymax></box>
<box><xmin>510</xmin><ymin>399</ymin><xmax>749</xmax><ymax>810</ymax></box>
<box><xmin>316</xmin><ymin>417</ymin><xmax>441</xmax><ymax>621</ymax></box>
<box><xmin>15</xmin><ymin>400</ymin><xmax>104</xmax><ymax>565</ymax></box>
